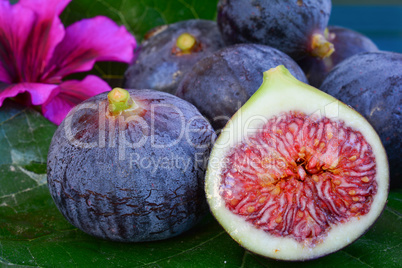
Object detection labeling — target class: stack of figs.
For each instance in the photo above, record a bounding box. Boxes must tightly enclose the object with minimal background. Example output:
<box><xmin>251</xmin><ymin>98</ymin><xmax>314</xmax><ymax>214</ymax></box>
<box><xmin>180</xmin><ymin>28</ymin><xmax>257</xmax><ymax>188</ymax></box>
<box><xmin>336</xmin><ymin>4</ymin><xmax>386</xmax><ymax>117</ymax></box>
<box><xmin>47</xmin><ymin>0</ymin><xmax>400</xmax><ymax>261</ymax></box>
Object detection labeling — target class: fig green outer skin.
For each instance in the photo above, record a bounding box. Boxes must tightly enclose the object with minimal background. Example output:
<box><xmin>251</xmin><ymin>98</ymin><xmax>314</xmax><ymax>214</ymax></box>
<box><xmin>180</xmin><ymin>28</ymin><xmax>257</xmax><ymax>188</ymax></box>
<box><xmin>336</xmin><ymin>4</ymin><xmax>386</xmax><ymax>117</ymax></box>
<box><xmin>124</xmin><ymin>20</ymin><xmax>225</xmax><ymax>94</ymax></box>
<box><xmin>175</xmin><ymin>44</ymin><xmax>308</xmax><ymax>131</ymax></box>
<box><xmin>205</xmin><ymin>66</ymin><xmax>389</xmax><ymax>261</ymax></box>
<box><xmin>217</xmin><ymin>0</ymin><xmax>332</xmax><ymax>60</ymax></box>
<box><xmin>297</xmin><ymin>25</ymin><xmax>379</xmax><ymax>87</ymax></box>
<box><xmin>47</xmin><ymin>89</ymin><xmax>216</xmax><ymax>242</ymax></box>
<box><xmin>320</xmin><ymin>51</ymin><xmax>401</xmax><ymax>188</ymax></box>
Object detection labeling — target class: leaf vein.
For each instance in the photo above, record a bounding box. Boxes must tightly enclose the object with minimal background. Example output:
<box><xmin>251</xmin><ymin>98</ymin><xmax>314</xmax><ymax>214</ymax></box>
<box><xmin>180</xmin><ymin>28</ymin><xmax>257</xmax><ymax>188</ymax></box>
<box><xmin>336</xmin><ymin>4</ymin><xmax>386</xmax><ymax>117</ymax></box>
<box><xmin>0</xmin><ymin>184</ymin><xmax>45</xmax><ymax>201</ymax></box>
<box><xmin>95</xmin><ymin>0</ymin><xmax>134</xmax><ymax>33</ymax></box>
<box><xmin>385</xmin><ymin>206</ymin><xmax>402</xmax><ymax>219</ymax></box>
<box><xmin>138</xmin><ymin>231</ymin><xmax>226</xmax><ymax>267</ymax></box>
<box><xmin>177</xmin><ymin>0</ymin><xmax>199</xmax><ymax>18</ymax></box>
<box><xmin>57</xmin><ymin>243</ymin><xmax>78</xmax><ymax>266</ymax></box>
<box><xmin>240</xmin><ymin>251</ymin><xmax>250</xmax><ymax>268</ymax></box>
<box><xmin>27</xmin><ymin>247</ymin><xmax>40</xmax><ymax>267</ymax></box>
<box><xmin>1</xmin><ymin>127</ymin><xmax>12</xmax><ymax>147</ymax></box>
<box><xmin>24</xmin><ymin>113</ymin><xmax>44</xmax><ymax>163</ymax></box>
<box><xmin>0</xmin><ymin>109</ymin><xmax>28</xmax><ymax>127</ymax></box>
<box><xmin>342</xmin><ymin>249</ymin><xmax>375</xmax><ymax>268</ymax></box>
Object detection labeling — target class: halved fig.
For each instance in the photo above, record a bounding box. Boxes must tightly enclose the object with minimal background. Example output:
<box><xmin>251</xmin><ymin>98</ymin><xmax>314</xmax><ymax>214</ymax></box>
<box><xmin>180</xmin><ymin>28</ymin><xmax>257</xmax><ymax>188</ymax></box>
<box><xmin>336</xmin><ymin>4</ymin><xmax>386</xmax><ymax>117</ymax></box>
<box><xmin>205</xmin><ymin>66</ymin><xmax>389</xmax><ymax>261</ymax></box>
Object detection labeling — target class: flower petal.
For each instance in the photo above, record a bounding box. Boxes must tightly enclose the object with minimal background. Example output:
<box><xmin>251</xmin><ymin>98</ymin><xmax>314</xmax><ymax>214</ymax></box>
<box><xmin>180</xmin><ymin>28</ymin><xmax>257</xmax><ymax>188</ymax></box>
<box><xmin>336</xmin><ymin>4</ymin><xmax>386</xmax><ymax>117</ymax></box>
<box><xmin>42</xmin><ymin>75</ymin><xmax>111</xmax><ymax>125</ymax></box>
<box><xmin>21</xmin><ymin>0</ymin><xmax>68</xmax><ymax>82</ymax></box>
<box><xmin>43</xmin><ymin>16</ymin><xmax>137</xmax><ymax>81</ymax></box>
<box><xmin>0</xmin><ymin>0</ymin><xmax>68</xmax><ymax>83</ymax></box>
<box><xmin>0</xmin><ymin>82</ymin><xmax>58</xmax><ymax>106</ymax></box>
<box><xmin>0</xmin><ymin>1</ymin><xmax>35</xmax><ymax>83</ymax></box>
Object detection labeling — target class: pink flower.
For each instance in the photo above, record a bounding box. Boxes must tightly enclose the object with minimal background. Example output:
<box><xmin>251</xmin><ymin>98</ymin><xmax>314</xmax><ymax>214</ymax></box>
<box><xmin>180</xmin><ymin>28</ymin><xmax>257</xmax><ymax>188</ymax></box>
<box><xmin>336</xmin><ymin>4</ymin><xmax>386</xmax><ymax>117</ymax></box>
<box><xmin>0</xmin><ymin>0</ymin><xmax>136</xmax><ymax>125</ymax></box>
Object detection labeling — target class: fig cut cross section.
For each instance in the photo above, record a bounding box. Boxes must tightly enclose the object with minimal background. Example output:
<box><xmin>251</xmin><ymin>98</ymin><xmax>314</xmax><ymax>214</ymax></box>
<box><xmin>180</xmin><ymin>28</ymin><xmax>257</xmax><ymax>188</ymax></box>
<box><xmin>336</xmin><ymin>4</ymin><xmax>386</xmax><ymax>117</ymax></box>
<box><xmin>220</xmin><ymin>111</ymin><xmax>377</xmax><ymax>246</ymax></box>
<box><xmin>205</xmin><ymin>66</ymin><xmax>389</xmax><ymax>261</ymax></box>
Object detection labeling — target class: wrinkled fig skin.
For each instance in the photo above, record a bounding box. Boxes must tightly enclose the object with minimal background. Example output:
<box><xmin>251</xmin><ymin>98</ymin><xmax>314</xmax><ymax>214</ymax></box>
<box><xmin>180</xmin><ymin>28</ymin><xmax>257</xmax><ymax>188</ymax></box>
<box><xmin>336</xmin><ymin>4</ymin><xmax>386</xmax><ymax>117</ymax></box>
<box><xmin>298</xmin><ymin>26</ymin><xmax>379</xmax><ymax>87</ymax></box>
<box><xmin>217</xmin><ymin>0</ymin><xmax>331</xmax><ymax>60</ymax></box>
<box><xmin>124</xmin><ymin>20</ymin><xmax>225</xmax><ymax>94</ymax></box>
<box><xmin>175</xmin><ymin>44</ymin><xmax>308</xmax><ymax>130</ymax></box>
<box><xmin>47</xmin><ymin>90</ymin><xmax>216</xmax><ymax>242</ymax></box>
<box><xmin>321</xmin><ymin>52</ymin><xmax>401</xmax><ymax>188</ymax></box>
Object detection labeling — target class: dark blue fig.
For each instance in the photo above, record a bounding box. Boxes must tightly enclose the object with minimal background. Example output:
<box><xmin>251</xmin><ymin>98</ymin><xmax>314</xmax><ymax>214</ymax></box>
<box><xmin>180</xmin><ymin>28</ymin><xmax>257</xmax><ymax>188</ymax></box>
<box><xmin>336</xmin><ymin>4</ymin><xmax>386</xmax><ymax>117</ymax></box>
<box><xmin>47</xmin><ymin>89</ymin><xmax>216</xmax><ymax>242</ymax></box>
<box><xmin>217</xmin><ymin>0</ymin><xmax>333</xmax><ymax>60</ymax></box>
<box><xmin>320</xmin><ymin>51</ymin><xmax>401</xmax><ymax>188</ymax></box>
<box><xmin>298</xmin><ymin>26</ymin><xmax>379</xmax><ymax>87</ymax></box>
<box><xmin>124</xmin><ymin>19</ymin><xmax>225</xmax><ymax>94</ymax></box>
<box><xmin>175</xmin><ymin>44</ymin><xmax>308</xmax><ymax>130</ymax></box>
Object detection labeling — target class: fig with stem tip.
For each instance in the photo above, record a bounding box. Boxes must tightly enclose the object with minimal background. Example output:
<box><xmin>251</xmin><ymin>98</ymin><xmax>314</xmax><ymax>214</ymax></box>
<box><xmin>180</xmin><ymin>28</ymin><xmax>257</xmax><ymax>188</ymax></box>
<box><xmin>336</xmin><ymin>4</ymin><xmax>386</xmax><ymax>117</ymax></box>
<box><xmin>47</xmin><ymin>88</ymin><xmax>216</xmax><ymax>242</ymax></box>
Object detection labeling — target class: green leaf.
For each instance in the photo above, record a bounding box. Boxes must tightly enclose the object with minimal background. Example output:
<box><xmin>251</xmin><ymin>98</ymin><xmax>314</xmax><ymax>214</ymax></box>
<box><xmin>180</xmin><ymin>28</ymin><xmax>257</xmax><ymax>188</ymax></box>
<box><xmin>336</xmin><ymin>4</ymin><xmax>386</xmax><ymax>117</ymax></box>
<box><xmin>0</xmin><ymin>101</ymin><xmax>401</xmax><ymax>267</ymax></box>
<box><xmin>59</xmin><ymin>0</ymin><xmax>219</xmax><ymax>88</ymax></box>
<box><xmin>60</xmin><ymin>0</ymin><xmax>219</xmax><ymax>41</ymax></box>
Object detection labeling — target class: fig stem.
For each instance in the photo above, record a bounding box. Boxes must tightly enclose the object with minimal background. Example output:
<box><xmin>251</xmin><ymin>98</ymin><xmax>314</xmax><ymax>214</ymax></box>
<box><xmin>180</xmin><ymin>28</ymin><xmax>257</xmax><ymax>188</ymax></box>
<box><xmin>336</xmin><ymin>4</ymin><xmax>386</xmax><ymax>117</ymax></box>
<box><xmin>253</xmin><ymin>65</ymin><xmax>336</xmax><ymax>110</ymax></box>
<box><xmin>263</xmin><ymin>65</ymin><xmax>294</xmax><ymax>82</ymax></box>
<box><xmin>310</xmin><ymin>33</ymin><xmax>335</xmax><ymax>59</ymax></box>
<box><xmin>107</xmin><ymin>88</ymin><xmax>136</xmax><ymax>115</ymax></box>
<box><xmin>176</xmin><ymin>33</ymin><xmax>197</xmax><ymax>53</ymax></box>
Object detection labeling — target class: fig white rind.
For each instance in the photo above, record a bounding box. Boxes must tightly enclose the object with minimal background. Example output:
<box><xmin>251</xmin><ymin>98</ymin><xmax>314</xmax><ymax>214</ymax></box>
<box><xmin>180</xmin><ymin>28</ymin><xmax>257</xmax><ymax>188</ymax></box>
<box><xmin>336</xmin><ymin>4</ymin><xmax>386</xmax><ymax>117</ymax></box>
<box><xmin>205</xmin><ymin>66</ymin><xmax>389</xmax><ymax>261</ymax></box>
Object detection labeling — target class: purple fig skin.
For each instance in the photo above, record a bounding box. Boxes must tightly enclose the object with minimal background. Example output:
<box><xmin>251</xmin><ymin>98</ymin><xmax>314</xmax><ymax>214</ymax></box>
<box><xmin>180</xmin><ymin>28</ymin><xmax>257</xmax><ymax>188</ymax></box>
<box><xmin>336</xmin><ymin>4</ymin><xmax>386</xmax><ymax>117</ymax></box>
<box><xmin>320</xmin><ymin>51</ymin><xmax>401</xmax><ymax>188</ymax></box>
<box><xmin>47</xmin><ymin>89</ymin><xmax>216</xmax><ymax>242</ymax></box>
<box><xmin>298</xmin><ymin>25</ymin><xmax>379</xmax><ymax>87</ymax></box>
<box><xmin>175</xmin><ymin>44</ymin><xmax>308</xmax><ymax>131</ymax></box>
<box><xmin>217</xmin><ymin>0</ymin><xmax>332</xmax><ymax>60</ymax></box>
<box><xmin>124</xmin><ymin>20</ymin><xmax>225</xmax><ymax>94</ymax></box>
